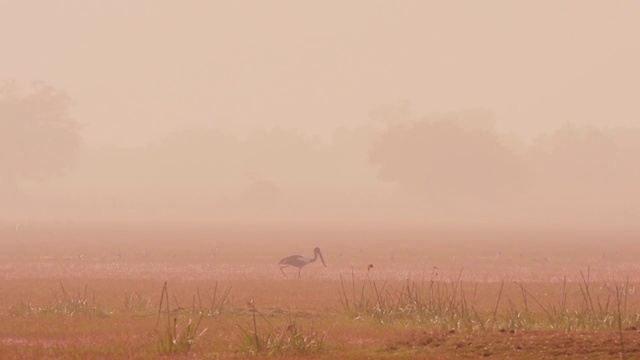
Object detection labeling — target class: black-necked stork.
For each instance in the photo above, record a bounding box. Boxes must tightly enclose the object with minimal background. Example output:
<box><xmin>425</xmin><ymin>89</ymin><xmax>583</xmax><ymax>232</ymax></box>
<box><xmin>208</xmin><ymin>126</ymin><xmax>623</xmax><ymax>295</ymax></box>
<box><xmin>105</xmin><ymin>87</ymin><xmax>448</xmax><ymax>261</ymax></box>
<box><xmin>278</xmin><ymin>247</ymin><xmax>326</xmax><ymax>279</ymax></box>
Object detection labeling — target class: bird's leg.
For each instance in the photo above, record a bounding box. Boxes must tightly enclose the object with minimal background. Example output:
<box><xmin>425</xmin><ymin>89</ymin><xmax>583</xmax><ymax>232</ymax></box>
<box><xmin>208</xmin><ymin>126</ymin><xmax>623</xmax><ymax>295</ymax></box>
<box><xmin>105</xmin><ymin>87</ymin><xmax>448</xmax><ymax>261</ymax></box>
<box><xmin>297</xmin><ymin>268</ymin><xmax>301</xmax><ymax>279</ymax></box>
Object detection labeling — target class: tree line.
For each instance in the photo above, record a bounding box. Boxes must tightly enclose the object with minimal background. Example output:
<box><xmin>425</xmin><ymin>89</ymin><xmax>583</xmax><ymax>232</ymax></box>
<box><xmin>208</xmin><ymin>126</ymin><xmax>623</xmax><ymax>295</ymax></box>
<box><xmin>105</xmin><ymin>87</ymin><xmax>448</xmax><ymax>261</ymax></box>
<box><xmin>2</xmin><ymin>83</ymin><xmax>639</xmax><ymax>225</ymax></box>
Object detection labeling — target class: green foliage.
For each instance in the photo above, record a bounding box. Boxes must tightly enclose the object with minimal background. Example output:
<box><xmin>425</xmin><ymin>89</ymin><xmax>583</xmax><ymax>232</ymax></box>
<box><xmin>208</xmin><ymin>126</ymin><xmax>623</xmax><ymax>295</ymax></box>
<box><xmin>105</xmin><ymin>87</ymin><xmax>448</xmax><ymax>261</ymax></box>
<box><xmin>122</xmin><ymin>292</ymin><xmax>151</xmax><ymax>313</ymax></box>
<box><xmin>8</xmin><ymin>300</ymin><xmax>36</xmax><ymax>317</ymax></box>
<box><xmin>236</xmin><ymin>300</ymin><xmax>326</xmax><ymax>356</ymax></box>
<box><xmin>339</xmin><ymin>268</ymin><xmax>487</xmax><ymax>331</ymax></box>
<box><xmin>9</xmin><ymin>282</ymin><xmax>99</xmax><ymax>317</ymax></box>
<box><xmin>514</xmin><ymin>271</ymin><xmax>640</xmax><ymax>332</ymax></box>
<box><xmin>197</xmin><ymin>281</ymin><xmax>232</xmax><ymax>317</ymax></box>
<box><xmin>156</xmin><ymin>282</ymin><xmax>207</xmax><ymax>355</ymax></box>
<box><xmin>157</xmin><ymin>316</ymin><xmax>206</xmax><ymax>355</ymax></box>
<box><xmin>339</xmin><ymin>268</ymin><xmax>640</xmax><ymax>334</ymax></box>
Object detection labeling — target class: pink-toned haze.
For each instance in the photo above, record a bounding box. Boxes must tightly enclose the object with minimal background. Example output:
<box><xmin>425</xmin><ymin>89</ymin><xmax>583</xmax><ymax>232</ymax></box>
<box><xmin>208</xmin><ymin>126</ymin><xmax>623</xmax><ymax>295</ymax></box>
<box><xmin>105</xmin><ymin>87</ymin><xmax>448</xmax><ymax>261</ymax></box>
<box><xmin>1</xmin><ymin>1</ymin><xmax>639</xmax><ymax>228</ymax></box>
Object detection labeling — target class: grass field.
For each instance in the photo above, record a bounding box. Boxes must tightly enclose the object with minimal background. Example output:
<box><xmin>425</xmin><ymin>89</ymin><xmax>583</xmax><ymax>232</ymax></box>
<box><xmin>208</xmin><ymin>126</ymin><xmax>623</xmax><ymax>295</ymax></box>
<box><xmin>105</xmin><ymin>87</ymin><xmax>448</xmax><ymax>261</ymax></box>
<box><xmin>1</xmin><ymin>224</ymin><xmax>640</xmax><ymax>359</ymax></box>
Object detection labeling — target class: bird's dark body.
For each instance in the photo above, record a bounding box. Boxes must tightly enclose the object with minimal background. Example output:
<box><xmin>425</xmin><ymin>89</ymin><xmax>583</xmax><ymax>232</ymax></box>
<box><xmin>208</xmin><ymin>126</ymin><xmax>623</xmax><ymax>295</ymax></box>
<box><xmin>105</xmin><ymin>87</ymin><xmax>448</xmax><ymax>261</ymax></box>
<box><xmin>279</xmin><ymin>255</ymin><xmax>309</xmax><ymax>267</ymax></box>
<box><xmin>279</xmin><ymin>247</ymin><xmax>326</xmax><ymax>279</ymax></box>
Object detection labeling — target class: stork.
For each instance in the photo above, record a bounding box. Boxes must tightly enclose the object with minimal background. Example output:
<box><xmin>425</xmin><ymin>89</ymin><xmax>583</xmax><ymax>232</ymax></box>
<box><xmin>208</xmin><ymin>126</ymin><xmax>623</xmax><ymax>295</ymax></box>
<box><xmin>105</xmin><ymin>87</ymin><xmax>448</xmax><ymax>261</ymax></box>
<box><xmin>279</xmin><ymin>247</ymin><xmax>326</xmax><ymax>279</ymax></box>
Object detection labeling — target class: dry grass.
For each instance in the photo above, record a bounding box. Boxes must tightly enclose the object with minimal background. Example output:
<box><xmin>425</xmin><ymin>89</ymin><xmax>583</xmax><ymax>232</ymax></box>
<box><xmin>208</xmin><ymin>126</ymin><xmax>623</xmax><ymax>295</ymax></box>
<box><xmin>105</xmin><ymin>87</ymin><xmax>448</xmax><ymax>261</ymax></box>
<box><xmin>1</xmin><ymin>225</ymin><xmax>640</xmax><ymax>358</ymax></box>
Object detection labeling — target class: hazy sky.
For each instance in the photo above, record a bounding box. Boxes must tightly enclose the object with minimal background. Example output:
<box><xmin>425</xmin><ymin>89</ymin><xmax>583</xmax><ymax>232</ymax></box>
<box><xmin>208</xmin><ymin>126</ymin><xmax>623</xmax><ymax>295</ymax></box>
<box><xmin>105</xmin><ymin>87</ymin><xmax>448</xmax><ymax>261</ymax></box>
<box><xmin>2</xmin><ymin>1</ymin><xmax>639</xmax><ymax>147</ymax></box>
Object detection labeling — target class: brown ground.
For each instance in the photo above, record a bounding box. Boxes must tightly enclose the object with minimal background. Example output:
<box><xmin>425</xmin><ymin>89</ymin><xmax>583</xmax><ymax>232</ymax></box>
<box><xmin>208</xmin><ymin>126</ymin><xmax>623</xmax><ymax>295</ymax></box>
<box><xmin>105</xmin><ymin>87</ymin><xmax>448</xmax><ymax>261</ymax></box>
<box><xmin>1</xmin><ymin>224</ymin><xmax>639</xmax><ymax>359</ymax></box>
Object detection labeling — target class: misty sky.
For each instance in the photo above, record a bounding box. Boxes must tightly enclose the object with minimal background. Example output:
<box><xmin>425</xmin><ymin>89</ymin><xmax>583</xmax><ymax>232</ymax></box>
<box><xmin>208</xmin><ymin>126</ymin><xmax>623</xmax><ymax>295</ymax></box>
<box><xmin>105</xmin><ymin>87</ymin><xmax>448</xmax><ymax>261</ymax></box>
<box><xmin>2</xmin><ymin>1</ymin><xmax>639</xmax><ymax>147</ymax></box>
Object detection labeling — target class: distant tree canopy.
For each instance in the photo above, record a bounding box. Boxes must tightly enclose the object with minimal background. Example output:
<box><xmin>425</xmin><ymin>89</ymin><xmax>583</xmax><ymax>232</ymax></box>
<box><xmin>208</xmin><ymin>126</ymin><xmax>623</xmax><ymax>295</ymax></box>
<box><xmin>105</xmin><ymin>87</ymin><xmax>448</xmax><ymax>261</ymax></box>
<box><xmin>0</xmin><ymin>82</ymin><xmax>81</xmax><ymax>194</ymax></box>
<box><xmin>530</xmin><ymin>124</ymin><xmax>618</xmax><ymax>187</ymax></box>
<box><xmin>369</xmin><ymin>116</ymin><xmax>525</xmax><ymax>204</ymax></box>
<box><xmin>529</xmin><ymin>124</ymin><xmax>640</xmax><ymax>204</ymax></box>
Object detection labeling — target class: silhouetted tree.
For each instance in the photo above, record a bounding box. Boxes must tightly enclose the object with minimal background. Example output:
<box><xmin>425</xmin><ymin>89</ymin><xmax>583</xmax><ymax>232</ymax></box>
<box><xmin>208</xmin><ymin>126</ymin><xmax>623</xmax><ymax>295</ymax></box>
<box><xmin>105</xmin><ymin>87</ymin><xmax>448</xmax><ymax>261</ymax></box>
<box><xmin>530</xmin><ymin>124</ymin><xmax>617</xmax><ymax>186</ymax></box>
<box><xmin>241</xmin><ymin>173</ymin><xmax>281</xmax><ymax>206</ymax></box>
<box><xmin>369</xmin><ymin>115</ymin><xmax>525</xmax><ymax>205</ymax></box>
<box><xmin>528</xmin><ymin>124</ymin><xmax>640</xmax><ymax>221</ymax></box>
<box><xmin>0</xmin><ymin>82</ymin><xmax>81</xmax><ymax>197</ymax></box>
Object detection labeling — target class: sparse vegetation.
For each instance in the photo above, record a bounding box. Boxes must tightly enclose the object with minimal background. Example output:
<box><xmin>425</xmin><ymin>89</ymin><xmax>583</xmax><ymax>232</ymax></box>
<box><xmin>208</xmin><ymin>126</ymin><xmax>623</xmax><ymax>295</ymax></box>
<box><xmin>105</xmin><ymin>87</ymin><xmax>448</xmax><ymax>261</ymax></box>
<box><xmin>338</xmin><ymin>268</ymin><xmax>489</xmax><ymax>330</ymax></box>
<box><xmin>9</xmin><ymin>282</ymin><xmax>99</xmax><ymax>317</ymax></box>
<box><xmin>122</xmin><ymin>291</ymin><xmax>151</xmax><ymax>313</ymax></box>
<box><xmin>156</xmin><ymin>282</ymin><xmax>207</xmax><ymax>355</ymax></box>
<box><xmin>2</xmin><ymin>228</ymin><xmax>640</xmax><ymax>358</ymax></box>
<box><xmin>338</xmin><ymin>268</ymin><xmax>640</xmax><ymax>339</ymax></box>
<box><xmin>236</xmin><ymin>300</ymin><xmax>326</xmax><ymax>356</ymax></box>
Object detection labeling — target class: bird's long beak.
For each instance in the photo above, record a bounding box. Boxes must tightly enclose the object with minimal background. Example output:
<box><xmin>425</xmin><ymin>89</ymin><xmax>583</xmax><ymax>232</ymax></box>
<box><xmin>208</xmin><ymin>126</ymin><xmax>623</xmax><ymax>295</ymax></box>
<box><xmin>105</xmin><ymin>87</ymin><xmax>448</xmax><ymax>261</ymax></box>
<box><xmin>317</xmin><ymin>249</ymin><xmax>326</xmax><ymax>267</ymax></box>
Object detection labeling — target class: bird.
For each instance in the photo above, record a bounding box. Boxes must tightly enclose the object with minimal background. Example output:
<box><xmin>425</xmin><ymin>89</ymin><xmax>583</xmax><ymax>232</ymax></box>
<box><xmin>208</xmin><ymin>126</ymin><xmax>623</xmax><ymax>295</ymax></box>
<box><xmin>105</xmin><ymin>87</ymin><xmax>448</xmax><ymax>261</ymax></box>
<box><xmin>279</xmin><ymin>247</ymin><xmax>326</xmax><ymax>279</ymax></box>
